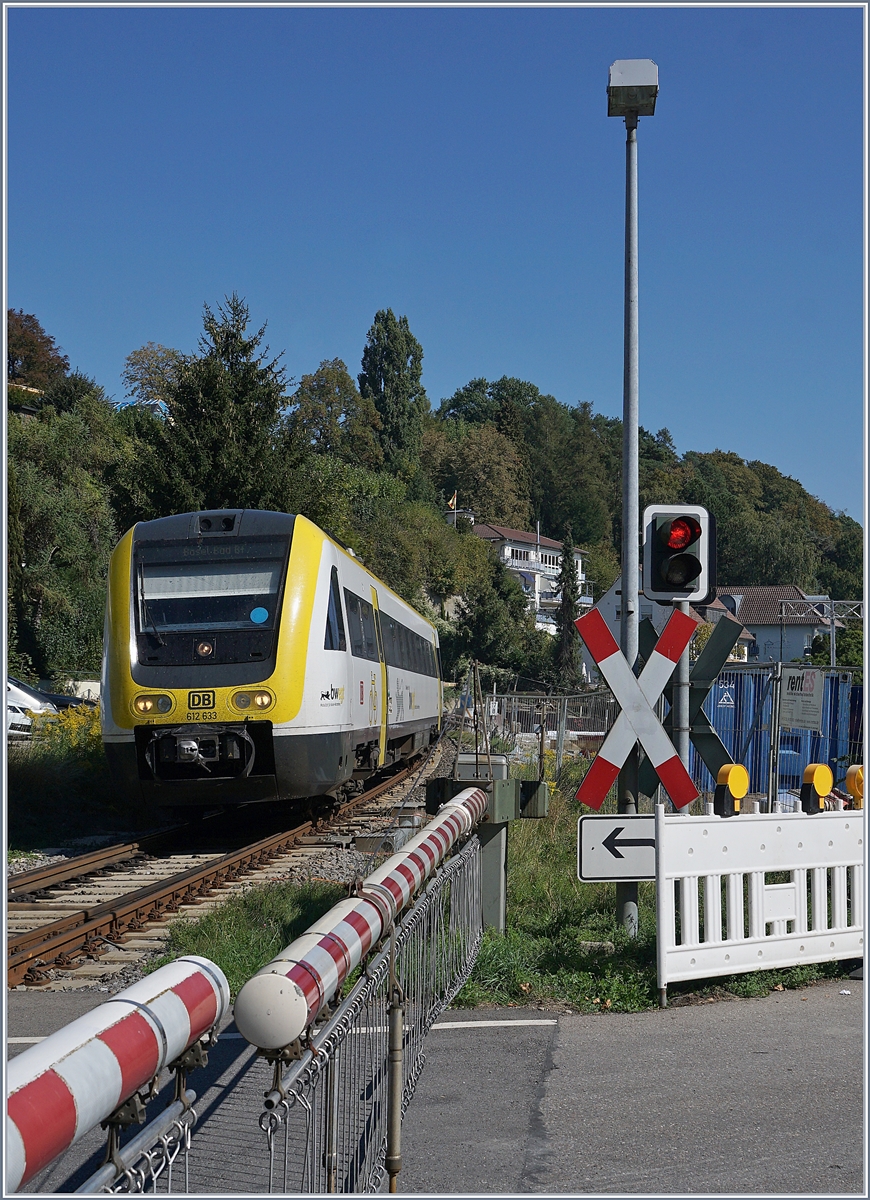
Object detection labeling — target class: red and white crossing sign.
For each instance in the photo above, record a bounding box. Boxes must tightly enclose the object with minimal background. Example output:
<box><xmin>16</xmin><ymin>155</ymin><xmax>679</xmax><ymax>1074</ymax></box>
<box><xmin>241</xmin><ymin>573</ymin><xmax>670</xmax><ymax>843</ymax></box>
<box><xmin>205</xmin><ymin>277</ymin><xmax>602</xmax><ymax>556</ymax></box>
<box><xmin>574</xmin><ymin>607</ymin><xmax>699</xmax><ymax>810</ymax></box>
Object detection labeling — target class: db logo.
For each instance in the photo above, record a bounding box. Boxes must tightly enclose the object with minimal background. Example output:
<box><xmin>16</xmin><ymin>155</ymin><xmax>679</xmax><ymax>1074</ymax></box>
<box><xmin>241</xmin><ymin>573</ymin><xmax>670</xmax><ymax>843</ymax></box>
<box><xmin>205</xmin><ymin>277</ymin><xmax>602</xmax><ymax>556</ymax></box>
<box><xmin>188</xmin><ymin>691</ymin><xmax>215</xmax><ymax>709</ymax></box>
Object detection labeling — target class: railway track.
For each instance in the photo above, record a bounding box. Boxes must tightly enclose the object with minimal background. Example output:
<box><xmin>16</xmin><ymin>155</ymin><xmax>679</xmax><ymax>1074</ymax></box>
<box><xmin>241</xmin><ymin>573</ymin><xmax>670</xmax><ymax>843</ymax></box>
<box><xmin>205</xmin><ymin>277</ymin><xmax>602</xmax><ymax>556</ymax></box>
<box><xmin>8</xmin><ymin>741</ymin><xmax>450</xmax><ymax>989</ymax></box>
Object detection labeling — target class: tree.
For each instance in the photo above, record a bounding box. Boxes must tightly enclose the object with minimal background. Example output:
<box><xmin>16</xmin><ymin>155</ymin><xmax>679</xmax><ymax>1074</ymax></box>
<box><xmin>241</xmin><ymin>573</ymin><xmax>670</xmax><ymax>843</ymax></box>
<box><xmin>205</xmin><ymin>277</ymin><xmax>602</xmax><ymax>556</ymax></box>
<box><xmin>7</xmin><ymin>459</ymin><xmax>35</xmax><ymax>680</ymax></box>
<box><xmin>425</xmin><ymin>421</ymin><xmax>530</xmax><ymax>527</ymax></box>
<box><xmin>9</xmin><ymin>396</ymin><xmax>122</xmax><ymax>678</ymax></box>
<box><xmin>126</xmin><ymin>294</ymin><xmax>293</xmax><ymax>515</ymax></box>
<box><xmin>816</xmin><ymin>512</ymin><xmax>863</xmax><ymax>600</ymax></box>
<box><xmin>37</xmin><ymin>371</ymin><xmax>110</xmax><ymax>416</ymax></box>
<box><xmin>809</xmin><ymin>620</ymin><xmax>863</xmax><ymax>680</ymax></box>
<box><xmin>579</xmin><ymin>539</ymin><xmax>621</xmax><ymax>603</ymax></box>
<box><xmin>121</xmin><ymin>343</ymin><xmax>186</xmax><ymax>413</ymax></box>
<box><xmin>553</xmin><ymin>527</ymin><xmax>581</xmax><ymax>688</ymax></box>
<box><xmin>358</xmin><ymin>309</ymin><xmax>429</xmax><ymax>474</ymax></box>
<box><xmin>7</xmin><ymin>309</ymin><xmax>70</xmax><ymax>391</ymax></box>
<box><xmin>290</xmin><ymin>359</ymin><xmax>383</xmax><ymax>471</ymax></box>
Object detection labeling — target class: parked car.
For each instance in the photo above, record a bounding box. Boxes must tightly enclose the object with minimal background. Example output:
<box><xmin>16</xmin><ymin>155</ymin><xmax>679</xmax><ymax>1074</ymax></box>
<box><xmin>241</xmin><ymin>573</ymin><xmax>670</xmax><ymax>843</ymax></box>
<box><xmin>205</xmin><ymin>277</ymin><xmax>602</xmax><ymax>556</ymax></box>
<box><xmin>6</xmin><ymin>678</ymin><xmax>59</xmax><ymax>738</ymax></box>
<box><xmin>8</xmin><ymin>676</ymin><xmax>96</xmax><ymax>710</ymax></box>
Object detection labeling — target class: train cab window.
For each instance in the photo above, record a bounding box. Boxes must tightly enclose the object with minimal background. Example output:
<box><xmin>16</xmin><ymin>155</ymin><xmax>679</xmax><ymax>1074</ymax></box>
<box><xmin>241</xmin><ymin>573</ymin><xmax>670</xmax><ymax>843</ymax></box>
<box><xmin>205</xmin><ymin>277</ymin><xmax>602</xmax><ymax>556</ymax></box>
<box><xmin>136</xmin><ymin>537</ymin><xmax>288</xmax><ymax>634</ymax></box>
<box><xmin>344</xmin><ymin>589</ymin><xmax>379</xmax><ymax>661</ymax></box>
<box><xmin>324</xmin><ymin>567</ymin><xmax>347</xmax><ymax>651</ymax></box>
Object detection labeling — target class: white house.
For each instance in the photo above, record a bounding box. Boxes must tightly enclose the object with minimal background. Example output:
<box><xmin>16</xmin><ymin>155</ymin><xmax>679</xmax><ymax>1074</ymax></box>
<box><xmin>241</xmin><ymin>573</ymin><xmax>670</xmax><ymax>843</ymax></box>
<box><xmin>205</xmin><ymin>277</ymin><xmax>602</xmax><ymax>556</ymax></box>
<box><xmin>471</xmin><ymin>523</ymin><xmax>593</xmax><ymax>634</ymax></box>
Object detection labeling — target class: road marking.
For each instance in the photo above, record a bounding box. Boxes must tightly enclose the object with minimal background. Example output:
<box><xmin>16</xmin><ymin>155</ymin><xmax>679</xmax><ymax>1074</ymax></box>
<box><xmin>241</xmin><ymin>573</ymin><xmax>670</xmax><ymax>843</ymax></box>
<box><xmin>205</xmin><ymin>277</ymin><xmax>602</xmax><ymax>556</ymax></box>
<box><xmin>433</xmin><ymin>1019</ymin><xmax>557</xmax><ymax>1028</ymax></box>
<box><xmin>13</xmin><ymin>1020</ymin><xmax>559</xmax><ymax>1047</ymax></box>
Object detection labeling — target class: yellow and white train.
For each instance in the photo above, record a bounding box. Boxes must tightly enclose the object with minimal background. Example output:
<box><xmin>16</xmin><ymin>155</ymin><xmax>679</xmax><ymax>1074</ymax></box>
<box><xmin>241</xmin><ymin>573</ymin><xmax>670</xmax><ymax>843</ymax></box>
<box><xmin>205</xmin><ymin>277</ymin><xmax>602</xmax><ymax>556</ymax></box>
<box><xmin>101</xmin><ymin>510</ymin><xmax>442</xmax><ymax>812</ymax></box>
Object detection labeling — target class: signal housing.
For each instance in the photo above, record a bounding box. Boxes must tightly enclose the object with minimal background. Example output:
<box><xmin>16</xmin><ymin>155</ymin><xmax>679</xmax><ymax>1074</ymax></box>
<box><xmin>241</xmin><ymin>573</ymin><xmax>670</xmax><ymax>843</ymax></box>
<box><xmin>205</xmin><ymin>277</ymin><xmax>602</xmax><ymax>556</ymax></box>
<box><xmin>642</xmin><ymin>504</ymin><xmax>716</xmax><ymax>604</ymax></box>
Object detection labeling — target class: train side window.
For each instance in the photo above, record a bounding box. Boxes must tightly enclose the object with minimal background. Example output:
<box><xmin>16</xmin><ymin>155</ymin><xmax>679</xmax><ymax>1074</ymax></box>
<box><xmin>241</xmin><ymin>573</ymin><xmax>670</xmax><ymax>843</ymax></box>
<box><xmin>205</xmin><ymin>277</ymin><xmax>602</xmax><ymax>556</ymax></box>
<box><xmin>324</xmin><ymin>567</ymin><xmax>347</xmax><ymax>651</ymax></box>
<box><xmin>343</xmin><ymin>588</ymin><xmax>379</xmax><ymax>661</ymax></box>
<box><xmin>343</xmin><ymin>589</ymin><xmax>365</xmax><ymax>658</ymax></box>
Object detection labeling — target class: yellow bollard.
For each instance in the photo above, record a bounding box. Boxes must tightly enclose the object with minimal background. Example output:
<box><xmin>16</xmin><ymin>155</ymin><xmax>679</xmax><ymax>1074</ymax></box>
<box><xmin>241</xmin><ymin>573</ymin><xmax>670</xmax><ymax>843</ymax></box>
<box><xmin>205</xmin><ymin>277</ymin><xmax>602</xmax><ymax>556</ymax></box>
<box><xmin>800</xmin><ymin>763</ymin><xmax>834</xmax><ymax>814</ymax></box>
<box><xmin>845</xmin><ymin>764</ymin><xmax>864</xmax><ymax>809</ymax></box>
<box><xmin>713</xmin><ymin>763</ymin><xmax>749</xmax><ymax>817</ymax></box>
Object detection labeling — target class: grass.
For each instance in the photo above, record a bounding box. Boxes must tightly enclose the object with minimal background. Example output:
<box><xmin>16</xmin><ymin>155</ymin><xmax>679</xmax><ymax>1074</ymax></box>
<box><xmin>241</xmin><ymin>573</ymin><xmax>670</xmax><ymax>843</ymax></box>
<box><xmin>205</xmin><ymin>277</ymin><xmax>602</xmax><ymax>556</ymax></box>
<box><xmin>149</xmin><ymin>880</ymin><xmax>346</xmax><ymax>995</ymax></box>
<box><xmin>117</xmin><ymin>737</ymin><xmax>856</xmax><ymax>1010</ymax></box>
<box><xmin>7</xmin><ymin>706</ymin><xmax>163</xmax><ymax>850</ymax></box>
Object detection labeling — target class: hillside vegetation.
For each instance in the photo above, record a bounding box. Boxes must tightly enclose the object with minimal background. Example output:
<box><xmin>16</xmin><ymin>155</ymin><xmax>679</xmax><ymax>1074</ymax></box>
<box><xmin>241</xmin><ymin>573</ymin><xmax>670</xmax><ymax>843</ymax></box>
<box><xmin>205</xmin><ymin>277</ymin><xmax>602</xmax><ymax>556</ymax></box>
<box><xmin>8</xmin><ymin>299</ymin><xmax>862</xmax><ymax>688</ymax></box>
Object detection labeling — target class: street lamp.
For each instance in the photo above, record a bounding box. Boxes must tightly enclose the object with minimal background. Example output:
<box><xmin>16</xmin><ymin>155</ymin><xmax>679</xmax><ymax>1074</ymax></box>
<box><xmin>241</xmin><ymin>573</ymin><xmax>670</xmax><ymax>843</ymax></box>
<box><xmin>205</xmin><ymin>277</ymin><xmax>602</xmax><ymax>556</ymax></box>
<box><xmin>607</xmin><ymin>58</ymin><xmax>659</xmax><ymax>118</ymax></box>
<box><xmin>608</xmin><ymin>59</ymin><xmax>658</xmax><ymax>938</ymax></box>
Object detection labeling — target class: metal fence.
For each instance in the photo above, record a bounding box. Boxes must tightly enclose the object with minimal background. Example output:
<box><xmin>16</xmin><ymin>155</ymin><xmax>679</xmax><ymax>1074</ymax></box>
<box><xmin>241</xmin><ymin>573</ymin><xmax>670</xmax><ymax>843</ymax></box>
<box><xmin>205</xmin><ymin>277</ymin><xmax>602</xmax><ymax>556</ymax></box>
<box><xmin>256</xmin><ymin>836</ymin><xmax>482</xmax><ymax>1194</ymax></box>
<box><xmin>480</xmin><ymin>690</ymin><xmax>618</xmax><ymax>773</ymax></box>
<box><xmin>478</xmin><ymin>665</ymin><xmax>862</xmax><ymax>804</ymax></box>
<box><xmin>689</xmin><ymin>665</ymin><xmax>860</xmax><ymax>798</ymax></box>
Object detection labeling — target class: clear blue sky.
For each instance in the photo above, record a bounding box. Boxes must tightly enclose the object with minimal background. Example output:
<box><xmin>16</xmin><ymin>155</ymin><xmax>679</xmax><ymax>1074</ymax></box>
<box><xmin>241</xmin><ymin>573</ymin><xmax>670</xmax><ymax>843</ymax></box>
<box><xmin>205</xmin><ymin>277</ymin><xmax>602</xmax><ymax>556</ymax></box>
<box><xmin>6</xmin><ymin>5</ymin><xmax>865</xmax><ymax>520</ymax></box>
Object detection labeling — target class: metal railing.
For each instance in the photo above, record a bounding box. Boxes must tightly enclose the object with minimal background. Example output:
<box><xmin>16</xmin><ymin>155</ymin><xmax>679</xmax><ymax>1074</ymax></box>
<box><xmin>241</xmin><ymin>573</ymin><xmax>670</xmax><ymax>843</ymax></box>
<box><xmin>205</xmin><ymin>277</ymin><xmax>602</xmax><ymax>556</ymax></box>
<box><xmin>256</xmin><ymin>837</ymin><xmax>482</xmax><ymax>1193</ymax></box>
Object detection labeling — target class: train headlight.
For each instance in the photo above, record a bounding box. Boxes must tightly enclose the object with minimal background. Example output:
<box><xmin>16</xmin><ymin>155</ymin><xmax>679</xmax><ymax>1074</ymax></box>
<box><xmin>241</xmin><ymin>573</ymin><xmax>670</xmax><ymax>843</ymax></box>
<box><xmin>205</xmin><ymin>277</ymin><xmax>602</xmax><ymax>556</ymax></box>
<box><xmin>134</xmin><ymin>694</ymin><xmax>172</xmax><ymax>715</ymax></box>
<box><xmin>232</xmin><ymin>690</ymin><xmax>273</xmax><ymax>712</ymax></box>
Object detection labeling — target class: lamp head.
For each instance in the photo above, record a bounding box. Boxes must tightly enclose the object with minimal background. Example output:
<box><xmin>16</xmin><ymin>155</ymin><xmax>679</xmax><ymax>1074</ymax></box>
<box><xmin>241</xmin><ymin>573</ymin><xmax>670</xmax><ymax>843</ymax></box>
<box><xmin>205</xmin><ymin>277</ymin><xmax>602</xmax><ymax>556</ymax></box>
<box><xmin>608</xmin><ymin>59</ymin><xmax>658</xmax><ymax>117</ymax></box>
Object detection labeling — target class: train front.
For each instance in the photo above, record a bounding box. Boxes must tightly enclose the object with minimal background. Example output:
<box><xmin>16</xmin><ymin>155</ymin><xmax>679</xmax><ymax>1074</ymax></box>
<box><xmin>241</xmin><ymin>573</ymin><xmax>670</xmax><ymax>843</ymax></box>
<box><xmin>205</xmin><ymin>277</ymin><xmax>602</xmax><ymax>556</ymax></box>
<box><xmin>101</xmin><ymin>509</ymin><xmax>301</xmax><ymax>811</ymax></box>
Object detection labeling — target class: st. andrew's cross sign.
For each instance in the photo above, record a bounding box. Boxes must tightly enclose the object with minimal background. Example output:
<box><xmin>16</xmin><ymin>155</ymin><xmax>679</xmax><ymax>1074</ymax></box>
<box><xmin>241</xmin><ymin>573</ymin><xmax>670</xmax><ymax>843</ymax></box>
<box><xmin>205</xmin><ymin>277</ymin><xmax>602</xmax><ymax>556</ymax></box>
<box><xmin>573</xmin><ymin>607</ymin><xmax>699</xmax><ymax>810</ymax></box>
<box><xmin>635</xmin><ymin>613</ymin><xmax>742</xmax><ymax>798</ymax></box>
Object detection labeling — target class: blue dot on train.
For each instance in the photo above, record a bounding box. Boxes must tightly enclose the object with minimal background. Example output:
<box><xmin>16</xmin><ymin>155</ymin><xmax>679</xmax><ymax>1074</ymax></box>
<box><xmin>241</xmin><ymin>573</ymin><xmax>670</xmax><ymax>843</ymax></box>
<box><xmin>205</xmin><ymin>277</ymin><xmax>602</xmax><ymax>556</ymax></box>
<box><xmin>250</xmin><ymin>607</ymin><xmax>269</xmax><ymax>624</ymax></box>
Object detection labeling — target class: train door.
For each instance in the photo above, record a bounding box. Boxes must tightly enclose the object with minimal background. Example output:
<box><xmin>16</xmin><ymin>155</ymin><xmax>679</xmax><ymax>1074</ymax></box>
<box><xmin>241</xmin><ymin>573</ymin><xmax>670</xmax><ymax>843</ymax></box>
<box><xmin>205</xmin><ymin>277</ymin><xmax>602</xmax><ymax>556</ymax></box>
<box><xmin>370</xmin><ymin>587</ymin><xmax>388</xmax><ymax>767</ymax></box>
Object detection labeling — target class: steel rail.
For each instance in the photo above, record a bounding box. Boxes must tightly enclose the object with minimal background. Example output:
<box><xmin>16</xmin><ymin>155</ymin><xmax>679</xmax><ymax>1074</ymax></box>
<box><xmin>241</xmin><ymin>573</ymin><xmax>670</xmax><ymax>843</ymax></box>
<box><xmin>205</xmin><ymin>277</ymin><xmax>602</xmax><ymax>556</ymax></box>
<box><xmin>7</xmin><ymin>764</ymin><xmax>416</xmax><ymax>987</ymax></box>
<box><xmin>7</xmin><ymin>827</ymin><xmax>187</xmax><ymax>898</ymax></box>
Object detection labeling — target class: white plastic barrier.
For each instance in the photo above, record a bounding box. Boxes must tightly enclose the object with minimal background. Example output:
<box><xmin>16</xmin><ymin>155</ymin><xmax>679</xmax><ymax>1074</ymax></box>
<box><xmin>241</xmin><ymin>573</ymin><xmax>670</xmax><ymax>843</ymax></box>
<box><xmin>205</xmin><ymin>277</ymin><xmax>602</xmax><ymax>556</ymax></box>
<box><xmin>656</xmin><ymin>806</ymin><xmax>864</xmax><ymax>996</ymax></box>
<box><xmin>6</xmin><ymin>956</ymin><xmax>230</xmax><ymax>1192</ymax></box>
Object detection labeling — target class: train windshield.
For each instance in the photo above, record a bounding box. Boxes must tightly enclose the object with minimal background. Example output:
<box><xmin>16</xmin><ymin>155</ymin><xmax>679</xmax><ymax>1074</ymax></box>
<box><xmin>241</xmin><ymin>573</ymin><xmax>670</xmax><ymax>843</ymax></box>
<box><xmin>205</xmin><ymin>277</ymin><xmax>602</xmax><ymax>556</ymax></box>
<box><xmin>136</xmin><ymin>537</ymin><xmax>289</xmax><ymax>633</ymax></box>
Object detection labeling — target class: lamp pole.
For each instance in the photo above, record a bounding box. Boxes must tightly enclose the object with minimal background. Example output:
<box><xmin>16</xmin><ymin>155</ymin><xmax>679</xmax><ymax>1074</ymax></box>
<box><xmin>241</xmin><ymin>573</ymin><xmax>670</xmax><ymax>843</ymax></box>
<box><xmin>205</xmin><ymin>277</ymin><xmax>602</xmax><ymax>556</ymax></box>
<box><xmin>608</xmin><ymin>59</ymin><xmax>658</xmax><ymax>937</ymax></box>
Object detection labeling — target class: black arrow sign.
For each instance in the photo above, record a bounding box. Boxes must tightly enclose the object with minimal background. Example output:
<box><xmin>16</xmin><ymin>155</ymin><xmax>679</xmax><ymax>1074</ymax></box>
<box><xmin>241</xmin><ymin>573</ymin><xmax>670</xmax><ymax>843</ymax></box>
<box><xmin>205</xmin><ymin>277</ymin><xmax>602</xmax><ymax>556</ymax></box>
<box><xmin>602</xmin><ymin>826</ymin><xmax>656</xmax><ymax>859</ymax></box>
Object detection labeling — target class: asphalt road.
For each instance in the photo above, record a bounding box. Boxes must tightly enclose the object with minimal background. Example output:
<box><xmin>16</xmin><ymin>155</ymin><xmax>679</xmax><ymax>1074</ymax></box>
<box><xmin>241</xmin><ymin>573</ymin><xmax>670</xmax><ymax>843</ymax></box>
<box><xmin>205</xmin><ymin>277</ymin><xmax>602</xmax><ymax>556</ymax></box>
<box><xmin>7</xmin><ymin>977</ymin><xmax>865</xmax><ymax>1194</ymax></box>
<box><xmin>400</xmin><ymin>982</ymin><xmax>865</xmax><ymax>1195</ymax></box>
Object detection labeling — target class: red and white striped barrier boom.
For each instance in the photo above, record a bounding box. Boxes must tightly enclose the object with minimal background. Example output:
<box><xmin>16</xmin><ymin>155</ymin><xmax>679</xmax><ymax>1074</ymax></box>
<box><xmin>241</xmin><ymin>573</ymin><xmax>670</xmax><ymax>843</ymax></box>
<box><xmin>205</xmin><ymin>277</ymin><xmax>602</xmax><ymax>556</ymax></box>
<box><xmin>575</xmin><ymin>607</ymin><xmax>699</xmax><ymax>810</ymax></box>
<box><xmin>234</xmin><ymin>786</ymin><xmax>488</xmax><ymax>1053</ymax></box>
<box><xmin>6</xmin><ymin>956</ymin><xmax>230</xmax><ymax>1193</ymax></box>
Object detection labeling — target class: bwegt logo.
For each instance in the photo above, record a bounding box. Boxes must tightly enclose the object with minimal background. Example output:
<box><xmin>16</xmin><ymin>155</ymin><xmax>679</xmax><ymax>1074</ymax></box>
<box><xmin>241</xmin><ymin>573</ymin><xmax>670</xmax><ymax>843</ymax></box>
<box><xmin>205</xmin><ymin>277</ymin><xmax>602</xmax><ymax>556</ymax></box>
<box><xmin>188</xmin><ymin>691</ymin><xmax>216</xmax><ymax>709</ymax></box>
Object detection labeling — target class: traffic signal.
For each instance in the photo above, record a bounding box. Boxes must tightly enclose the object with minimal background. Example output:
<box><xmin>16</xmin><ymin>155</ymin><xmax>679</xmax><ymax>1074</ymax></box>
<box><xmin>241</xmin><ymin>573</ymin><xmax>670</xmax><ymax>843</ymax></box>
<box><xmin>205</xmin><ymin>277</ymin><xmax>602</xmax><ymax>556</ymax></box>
<box><xmin>642</xmin><ymin>505</ymin><xmax>715</xmax><ymax>604</ymax></box>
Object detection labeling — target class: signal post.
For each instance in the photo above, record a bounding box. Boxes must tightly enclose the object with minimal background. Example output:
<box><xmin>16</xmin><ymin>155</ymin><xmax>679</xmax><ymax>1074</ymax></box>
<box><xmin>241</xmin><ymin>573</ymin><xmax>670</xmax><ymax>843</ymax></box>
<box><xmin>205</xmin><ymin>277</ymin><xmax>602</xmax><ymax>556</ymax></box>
<box><xmin>642</xmin><ymin>505</ymin><xmax>716</xmax><ymax>784</ymax></box>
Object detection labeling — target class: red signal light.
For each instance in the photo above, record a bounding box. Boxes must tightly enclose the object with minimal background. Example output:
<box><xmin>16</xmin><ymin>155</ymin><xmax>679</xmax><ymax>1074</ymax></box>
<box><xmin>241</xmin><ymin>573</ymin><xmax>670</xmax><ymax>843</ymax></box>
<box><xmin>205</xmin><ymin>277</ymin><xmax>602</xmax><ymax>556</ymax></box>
<box><xmin>663</xmin><ymin>516</ymin><xmax>701</xmax><ymax>551</ymax></box>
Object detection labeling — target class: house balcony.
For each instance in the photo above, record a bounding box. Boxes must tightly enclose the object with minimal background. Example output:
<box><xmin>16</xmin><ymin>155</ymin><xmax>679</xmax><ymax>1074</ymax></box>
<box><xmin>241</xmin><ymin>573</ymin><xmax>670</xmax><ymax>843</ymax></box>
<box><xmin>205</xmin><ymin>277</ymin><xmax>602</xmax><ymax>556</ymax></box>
<box><xmin>537</xmin><ymin>588</ymin><xmax>595</xmax><ymax>610</ymax></box>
